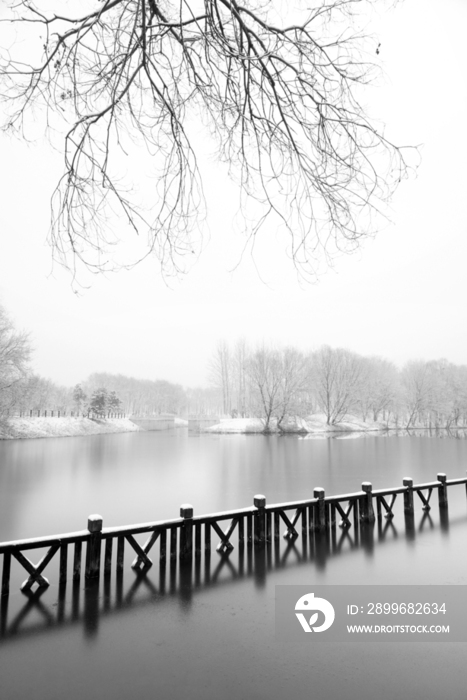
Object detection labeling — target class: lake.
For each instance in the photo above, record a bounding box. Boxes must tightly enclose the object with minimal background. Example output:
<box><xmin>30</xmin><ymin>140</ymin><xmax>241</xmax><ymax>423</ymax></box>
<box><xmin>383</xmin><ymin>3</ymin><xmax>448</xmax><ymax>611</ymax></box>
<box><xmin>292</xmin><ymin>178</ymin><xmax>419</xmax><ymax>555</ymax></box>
<box><xmin>1</xmin><ymin>429</ymin><xmax>467</xmax><ymax>699</ymax></box>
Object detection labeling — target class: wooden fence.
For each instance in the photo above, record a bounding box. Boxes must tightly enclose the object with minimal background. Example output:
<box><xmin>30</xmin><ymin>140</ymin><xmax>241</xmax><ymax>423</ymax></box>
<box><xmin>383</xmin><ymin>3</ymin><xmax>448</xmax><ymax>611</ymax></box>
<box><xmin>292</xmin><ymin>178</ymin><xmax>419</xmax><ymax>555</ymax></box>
<box><xmin>1</xmin><ymin>472</ymin><xmax>466</xmax><ymax>596</ymax></box>
<box><xmin>14</xmin><ymin>410</ymin><xmax>126</xmax><ymax>419</ymax></box>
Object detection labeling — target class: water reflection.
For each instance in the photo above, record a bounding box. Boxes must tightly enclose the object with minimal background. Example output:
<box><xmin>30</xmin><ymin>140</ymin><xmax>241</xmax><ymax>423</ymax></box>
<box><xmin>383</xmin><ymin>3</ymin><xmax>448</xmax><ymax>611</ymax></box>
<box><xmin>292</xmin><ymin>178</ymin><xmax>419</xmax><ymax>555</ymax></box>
<box><xmin>2</xmin><ymin>506</ymin><xmax>465</xmax><ymax>644</ymax></box>
<box><xmin>301</xmin><ymin>427</ymin><xmax>467</xmax><ymax>440</ymax></box>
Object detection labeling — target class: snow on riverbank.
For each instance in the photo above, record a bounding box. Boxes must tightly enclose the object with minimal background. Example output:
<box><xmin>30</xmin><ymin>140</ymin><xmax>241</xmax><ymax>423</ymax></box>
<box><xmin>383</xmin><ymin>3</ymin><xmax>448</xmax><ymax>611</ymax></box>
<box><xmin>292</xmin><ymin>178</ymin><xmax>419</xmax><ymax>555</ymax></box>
<box><xmin>205</xmin><ymin>414</ymin><xmax>387</xmax><ymax>435</ymax></box>
<box><xmin>0</xmin><ymin>416</ymin><xmax>141</xmax><ymax>440</ymax></box>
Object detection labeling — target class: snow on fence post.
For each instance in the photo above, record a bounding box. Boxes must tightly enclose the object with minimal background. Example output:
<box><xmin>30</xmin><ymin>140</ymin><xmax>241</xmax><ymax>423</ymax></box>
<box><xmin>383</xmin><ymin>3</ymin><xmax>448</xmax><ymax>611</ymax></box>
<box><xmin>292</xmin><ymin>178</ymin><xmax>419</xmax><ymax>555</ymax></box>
<box><xmin>180</xmin><ymin>504</ymin><xmax>194</xmax><ymax>559</ymax></box>
<box><xmin>85</xmin><ymin>515</ymin><xmax>103</xmax><ymax>579</ymax></box>
<box><xmin>254</xmin><ymin>495</ymin><xmax>266</xmax><ymax>544</ymax></box>
<box><xmin>437</xmin><ymin>473</ymin><xmax>448</xmax><ymax>508</ymax></box>
<box><xmin>361</xmin><ymin>482</ymin><xmax>375</xmax><ymax>522</ymax></box>
<box><xmin>403</xmin><ymin>478</ymin><xmax>414</xmax><ymax>515</ymax></box>
<box><xmin>313</xmin><ymin>488</ymin><xmax>326</xmax><ymax>530</ymax></box>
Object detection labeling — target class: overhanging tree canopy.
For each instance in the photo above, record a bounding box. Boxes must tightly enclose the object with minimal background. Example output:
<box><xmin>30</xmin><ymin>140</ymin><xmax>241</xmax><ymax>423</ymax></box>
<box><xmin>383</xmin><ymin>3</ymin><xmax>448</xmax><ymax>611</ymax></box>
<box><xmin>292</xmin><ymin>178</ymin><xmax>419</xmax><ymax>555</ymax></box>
<box><xmin>0</xmin><ymin>0</ymin><xmax>412</xmax><ymax>278</ymax></box>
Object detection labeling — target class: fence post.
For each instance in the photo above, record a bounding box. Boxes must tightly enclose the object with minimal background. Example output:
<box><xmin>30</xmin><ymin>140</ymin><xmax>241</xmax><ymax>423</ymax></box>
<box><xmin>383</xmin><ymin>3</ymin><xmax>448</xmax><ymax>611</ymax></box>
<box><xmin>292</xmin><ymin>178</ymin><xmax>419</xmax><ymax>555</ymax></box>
<box><xmin>85</xmin><ymin>515</ymin><xmax>103</xmax><ymax>579</ymax></box>
<box><xmin>361</xmin><ymin>482</ymin><xmax>375</xmax><ymax>522</ymax></box>
<box><xmin>437</xmin><ymin>473</ymin><xmax>448</xmax><ymax>508</ymax></box>
<box><xmin>180</xmin><ymin>504</ymin><xmax>193</xmax><ymax>559</ymax></box>
<box><xmin>2</xmin><ymin>553</ymin><xmax>11</xmax><ymax>597</ymax></box>
<box><xmin>313</xmin><ymin>488</ymin><xmax>326</xmax><ymax>530</ymax></box>
<box><xmin>254</xmin><ymin>495</ymin><xmax>266</xmax><ymax>545</ymax></box>
<box><xmin>403</xmin><ymin>478</ymin><xmax>414</xmax><ymax>515</ymax></box>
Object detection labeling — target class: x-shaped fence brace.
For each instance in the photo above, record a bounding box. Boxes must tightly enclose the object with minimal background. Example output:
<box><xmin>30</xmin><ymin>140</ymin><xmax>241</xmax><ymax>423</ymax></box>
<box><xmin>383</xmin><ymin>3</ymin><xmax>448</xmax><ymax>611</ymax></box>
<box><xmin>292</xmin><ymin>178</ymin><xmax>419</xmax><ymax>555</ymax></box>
<box><xmin>377</xmin><ymin>494</ymin><xmax>398</xmax><ymax>519</ymax></box>
<box><xmin>334</xmin><ymin>500</ymin><xmax>356</xmax><ymax>528</ymax></box>
<box><xmin>127</xmin><ymin>532</ymin><xmax>160</xmax><ymax>571</ymax></box>
<box><xmin>212</xmin><ymin>518</ymin><xmax>238</xmax><ymax>553</ymax></box>
<box><xmin>415</xmin><ymin>488</ymin><xmax>433</xmax><ymax>511</ymax></box>
<box><xmin>13</xmin><ymin>545</ymin><xmax>60</xmax><ymax>592</ymax></box>
<box><xmin>278</xmin><ymin>509</ymin><xmax>300</xmax><ymax>539</ymax></box>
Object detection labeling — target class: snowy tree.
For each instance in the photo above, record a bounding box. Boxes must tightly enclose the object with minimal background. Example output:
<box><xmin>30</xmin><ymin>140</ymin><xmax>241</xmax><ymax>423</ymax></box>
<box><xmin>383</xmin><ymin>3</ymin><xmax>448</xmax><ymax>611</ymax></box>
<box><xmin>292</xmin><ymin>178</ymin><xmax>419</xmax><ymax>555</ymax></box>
<box><xmin>73</xmin><ymin>384</ymin><xmax>87</xmax><ymax>415</ymax></box>
<box><xmin>311</xmin><ymin>346</ymin><xmax>365</xmax><ymax>425</ymax></box>
<box><xmin>0</xmin><ymin>303</ymin><xmax>31</xmax><ymax>417</ymax></box>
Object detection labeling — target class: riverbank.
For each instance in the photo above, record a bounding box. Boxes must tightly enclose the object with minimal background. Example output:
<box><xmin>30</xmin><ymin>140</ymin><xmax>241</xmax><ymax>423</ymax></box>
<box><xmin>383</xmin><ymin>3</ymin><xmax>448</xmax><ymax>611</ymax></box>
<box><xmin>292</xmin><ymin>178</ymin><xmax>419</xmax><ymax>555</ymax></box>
<box><xmin>204</xmin><ymin>414</ymin><xmax>388</xmax><ymax>434</ymax></box>
<box><xmin>0</xmin><ymin>416</ymin><xmax>141</xmax><ymax>440</ymax></box>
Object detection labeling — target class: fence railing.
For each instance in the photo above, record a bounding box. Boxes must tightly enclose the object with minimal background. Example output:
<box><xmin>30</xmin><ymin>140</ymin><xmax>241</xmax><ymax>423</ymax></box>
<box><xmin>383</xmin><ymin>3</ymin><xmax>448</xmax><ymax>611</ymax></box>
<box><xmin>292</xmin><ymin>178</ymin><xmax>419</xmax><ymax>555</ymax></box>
<box><xmin>12</xmin><ymin>410</ymin><xmax>126</xmax><ymax>419</ymax></box>
<box><xmin>1</xmin><ymin>472</ymin><xmax>465</xmax><ymax>596</ymax></box>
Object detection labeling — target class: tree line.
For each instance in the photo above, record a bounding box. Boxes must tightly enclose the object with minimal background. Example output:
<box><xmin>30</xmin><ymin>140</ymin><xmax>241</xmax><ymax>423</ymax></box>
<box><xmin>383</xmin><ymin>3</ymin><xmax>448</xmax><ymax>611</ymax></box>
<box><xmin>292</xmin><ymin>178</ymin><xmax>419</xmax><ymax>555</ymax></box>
<box><xmin>3</xmin><ymin>371</ymin><xmax>190</xmax><ymax>420</ymax></box>
<box><xmin>0</xmin><ymin>302</ymin><xmax>190</xmax><ymax>419</ymax></box>
<box><xmin>2</xmin><ymin>298</ymin><xmax>467</xmax><ymax>429</ymax></box>
<box><xmin>209</xmin><ymin>340</ymin><xmax>467</xmax><ymax>430</ymax></box>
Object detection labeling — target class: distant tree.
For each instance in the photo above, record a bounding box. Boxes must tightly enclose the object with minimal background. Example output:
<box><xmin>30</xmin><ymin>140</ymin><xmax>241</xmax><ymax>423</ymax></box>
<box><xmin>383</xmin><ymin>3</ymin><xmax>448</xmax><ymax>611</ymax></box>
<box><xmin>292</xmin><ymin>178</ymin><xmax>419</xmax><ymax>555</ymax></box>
<box><xmin>83</xmin><ymin>372</ymin><xmax>186</xmax><ymax>415</ymax></box>
<box><xmin>88</xmin><ymin>387</ymin><xmax>109</xmax><ymax>418</ymax></box>
<box><xmin>107</xmin><ymin>390</ymin><xmax>122</xmax><ymax>414</ymax></box>
<box><xmin>209</xmin><ymin>341</ymin><xmax>233</xmax><ymax>415</ymax></box>
<box><xmin>73</xmin><ymin>384</ymin><xmax>87</xmax><ymax>415</ymax></box>
<box><xmin>448</xmin><ymin>364</ymin><xmax>467</xmax><ymax>426</ymax></box>
<box><xmin>358</xmin><ymin>357</ymin><xmax>399</xmax><ymax>423</ymax></box>
<box><xmin>408</xmin><ymin>359</ymin><xmax>463</xmax><ymax>429</ymax></box>
<box><xmin>11</xmin><ymin>374</ymin><xmax>51</xmax><ymax>413</ymax></box>
<box><xmin>247</xmin><ymin>345</ymin><xmax>309</xmax><ymax>431</ymax></box>
<box><xmin>185</xmin><ymin>386</ymin><xmax>223</xmax><ymax>417</ymax></box>
<box><xmin>275</xmin><ymin>347</ymin><xmax>310</xmax><ymax>429</ymax></box>
<box><xmin>247</xmin><ymin>346</ymin><xmax>283</xmax><ymax>431</ymax></box>
<box><xmin>424</xmin><ymin>360</ymin><xmax>453</xmax><ymax>428</ymax></box>
<box><xmin>401</xmin><ymin>361</ymin><xmax>432</xmax><ymax>429</ymax></box>
<box><xmin>311</xmin><ymin>346</ymin><xmax>365</xmax><ymax>425</ymax></box>
<box><xmin>232</xmin><ymin>339</ymin><xmax>249</xmax><ymax>418</ymax></box>
<box><xmin>20</xmin><ymin>375</ymin><xmax>72</xmax><ymax>414</ymax></box>
<box><xmin>0</xmin><ymin>0</ymin><xmax>411</xmax><ymax>280</ymax></box>
<box><xmin>0</xmin><ymin>303</ymin><xmax>31</xmax><ymax>417</ymax></box>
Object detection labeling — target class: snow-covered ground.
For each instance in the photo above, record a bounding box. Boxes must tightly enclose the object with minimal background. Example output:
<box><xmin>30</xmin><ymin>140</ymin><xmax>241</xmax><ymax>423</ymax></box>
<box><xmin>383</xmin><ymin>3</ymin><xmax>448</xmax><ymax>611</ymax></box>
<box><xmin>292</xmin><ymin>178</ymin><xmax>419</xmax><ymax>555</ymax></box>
<box><xmin>205</xmin><ymin>414</ymin><xmax>388</xmax><ymax>435</ymax></box>
<box><xmin>0</xmin><ymin>416</ymin><xmax>141</xmax><ymax>440</ymax></box>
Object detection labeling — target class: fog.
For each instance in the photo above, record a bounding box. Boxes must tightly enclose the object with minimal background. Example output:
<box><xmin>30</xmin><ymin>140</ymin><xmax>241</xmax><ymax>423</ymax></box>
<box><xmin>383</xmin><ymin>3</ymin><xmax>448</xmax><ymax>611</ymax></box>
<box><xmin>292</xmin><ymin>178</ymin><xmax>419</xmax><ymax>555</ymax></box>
<box><xmin>0</xmin><ymin>0</ymin><xmax>466</xmax><ymax>388</ymax></box>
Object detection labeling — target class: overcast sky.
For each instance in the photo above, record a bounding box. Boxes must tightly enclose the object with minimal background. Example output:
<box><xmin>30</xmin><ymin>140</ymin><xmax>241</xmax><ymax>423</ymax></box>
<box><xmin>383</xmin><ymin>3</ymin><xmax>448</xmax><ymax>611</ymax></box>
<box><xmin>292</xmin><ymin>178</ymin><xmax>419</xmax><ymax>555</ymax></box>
<box><xmin>0</xmin><ymin>0</ymin><xmax>466</xmax><ymax>389</ymax></box>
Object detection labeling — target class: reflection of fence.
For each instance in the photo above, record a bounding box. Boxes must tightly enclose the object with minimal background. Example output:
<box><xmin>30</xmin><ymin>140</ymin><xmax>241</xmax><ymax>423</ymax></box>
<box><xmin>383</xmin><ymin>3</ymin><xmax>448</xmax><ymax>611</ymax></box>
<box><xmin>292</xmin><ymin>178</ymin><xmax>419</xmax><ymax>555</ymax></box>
<box><xmin>1</xmin><ymin>472</ymin><xmax>465</xmax><ymax>597</ymax></box>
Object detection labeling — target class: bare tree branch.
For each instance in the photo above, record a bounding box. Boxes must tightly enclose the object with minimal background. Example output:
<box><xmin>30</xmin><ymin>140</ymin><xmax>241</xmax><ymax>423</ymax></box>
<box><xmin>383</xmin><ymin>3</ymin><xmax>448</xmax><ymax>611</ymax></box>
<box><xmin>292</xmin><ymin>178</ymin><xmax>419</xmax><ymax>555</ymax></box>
<box><xmin>0</xmin><ymin>0</ymin><xmax>415</xmax><ymax>280</ymax></box>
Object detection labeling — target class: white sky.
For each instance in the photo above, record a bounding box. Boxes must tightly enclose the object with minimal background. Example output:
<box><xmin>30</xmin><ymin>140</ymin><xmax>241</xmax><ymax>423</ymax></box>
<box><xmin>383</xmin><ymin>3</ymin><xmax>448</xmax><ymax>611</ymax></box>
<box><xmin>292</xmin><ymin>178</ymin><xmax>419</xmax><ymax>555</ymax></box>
<box><xmin>0</xmin><ymin>0</ymin><xmax>466</xmax><ymax>389</ymax></box>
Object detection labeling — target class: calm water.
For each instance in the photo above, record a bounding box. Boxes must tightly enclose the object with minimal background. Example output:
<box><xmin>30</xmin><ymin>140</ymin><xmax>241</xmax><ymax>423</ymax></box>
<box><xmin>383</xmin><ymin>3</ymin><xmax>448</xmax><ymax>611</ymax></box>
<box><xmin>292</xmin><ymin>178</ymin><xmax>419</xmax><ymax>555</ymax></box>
<box><xmin>1</xmin><ymin>429</ymin><xmax>467</xmax><ymax>699</ymax></box>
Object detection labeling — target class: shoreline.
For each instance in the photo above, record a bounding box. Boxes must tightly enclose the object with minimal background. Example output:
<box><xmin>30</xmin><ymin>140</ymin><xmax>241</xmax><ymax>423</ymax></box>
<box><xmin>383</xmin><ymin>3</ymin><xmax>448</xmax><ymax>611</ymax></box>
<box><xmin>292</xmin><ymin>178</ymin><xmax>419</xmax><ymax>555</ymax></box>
<box><xmin>0</xmin><ymin>416</ymin><xmax>141</xmax><ymax>440</ymax></box>
<box><xmin>202</xmin><ymin>416</ymin><xmax>466</xmax><ymax>436</ymax></box>
<box><xmin>1</xmin><ymin>415</ymin><xmax>464</xmax><ymax>441</ymax></box>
